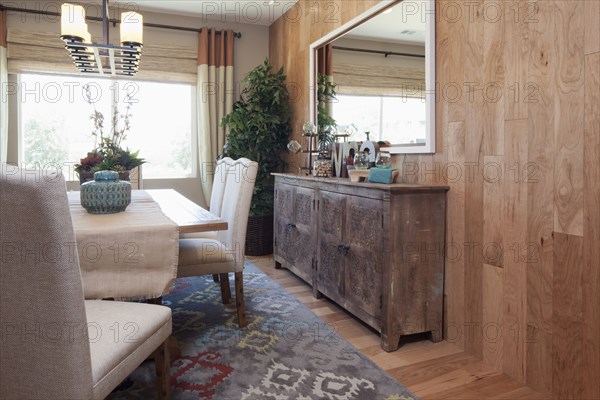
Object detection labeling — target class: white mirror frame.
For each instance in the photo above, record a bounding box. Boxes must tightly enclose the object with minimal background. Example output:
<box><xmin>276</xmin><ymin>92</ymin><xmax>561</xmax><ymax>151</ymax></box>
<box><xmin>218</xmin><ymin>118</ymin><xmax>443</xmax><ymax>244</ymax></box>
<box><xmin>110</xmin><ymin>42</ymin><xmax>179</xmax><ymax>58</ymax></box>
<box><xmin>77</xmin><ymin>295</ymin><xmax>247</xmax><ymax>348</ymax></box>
<box><xmin>309</xmin><ymin>0</ymin><xmax>436</xmax><ymax>154</ymax></box>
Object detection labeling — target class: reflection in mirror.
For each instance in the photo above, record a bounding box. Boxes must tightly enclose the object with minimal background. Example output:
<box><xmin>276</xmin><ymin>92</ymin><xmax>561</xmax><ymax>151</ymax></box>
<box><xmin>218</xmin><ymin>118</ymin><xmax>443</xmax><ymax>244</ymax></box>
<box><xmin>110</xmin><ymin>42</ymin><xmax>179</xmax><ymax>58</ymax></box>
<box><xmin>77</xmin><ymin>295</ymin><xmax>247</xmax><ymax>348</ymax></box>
<box><xmin>312</xmin><ymin>0</ymin><xmax>435</xmax><ymax>154</ymax></box>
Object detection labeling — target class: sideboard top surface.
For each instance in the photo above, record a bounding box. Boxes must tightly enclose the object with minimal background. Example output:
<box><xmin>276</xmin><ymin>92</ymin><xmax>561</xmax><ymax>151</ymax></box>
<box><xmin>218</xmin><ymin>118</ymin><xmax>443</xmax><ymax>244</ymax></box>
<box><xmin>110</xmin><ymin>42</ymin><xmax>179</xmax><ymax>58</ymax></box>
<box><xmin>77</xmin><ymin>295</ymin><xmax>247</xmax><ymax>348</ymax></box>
<box><xmin>272</xmin><ymin>173</ymin><xmax>450</xmax><ymax>193</ymax></box>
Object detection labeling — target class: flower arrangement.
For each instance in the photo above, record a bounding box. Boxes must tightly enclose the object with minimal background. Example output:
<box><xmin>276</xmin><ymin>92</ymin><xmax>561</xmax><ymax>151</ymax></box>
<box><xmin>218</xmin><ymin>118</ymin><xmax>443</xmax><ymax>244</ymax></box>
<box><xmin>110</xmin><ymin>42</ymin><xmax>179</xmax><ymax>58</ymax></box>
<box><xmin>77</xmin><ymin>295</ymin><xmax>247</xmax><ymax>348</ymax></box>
<box><xmin>75</xmin><ymin>84</ymin><xmax>145</xmax><ymax>178</ymax></box>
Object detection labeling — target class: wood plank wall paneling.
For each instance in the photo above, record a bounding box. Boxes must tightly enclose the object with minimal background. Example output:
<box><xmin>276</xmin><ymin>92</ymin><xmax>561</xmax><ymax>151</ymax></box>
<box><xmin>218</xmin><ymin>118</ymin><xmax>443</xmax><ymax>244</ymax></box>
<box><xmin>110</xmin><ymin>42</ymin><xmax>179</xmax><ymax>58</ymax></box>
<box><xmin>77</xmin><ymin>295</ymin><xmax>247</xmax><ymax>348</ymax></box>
<box><xmin>553</xmin><ymin>1</ymin><xmax>584</xmax><ymax>237</ymax></box>
<box><xmin>504</xmin><ymin>1</ymin><xmax>529</xmax><ymax>121</ymax></box>
<box><xmin>502</xmin><ymin>119</ymin><xmax>528</xmax><ymax>382</ymax></box>
<box><xmin>444</xmin><ymin>121</ymin><xmax>465</xmax><ymax>349</ymax></box>
<box><xmin>482</xmin><ymin>0</ymin><xmax>505</xmax><ymax>156</ymax></box>
<box><xmin>483</xmin><ymin>155</ymin><xmax>503</xmax><ymax>268</ymax></box>
<box><xmin>552</xmin><ymin>232</ymin><xmax>583</xmax><ymax>399</ymax></box>
<box><xmin>583</xmin><ymin>52</ymin><xmax>600</xmax><ymax>400</ymax></box>
<box><xmin>269</xmin><ymin>0</ymin><xmax>600</xmax><ymax>398</ymax></box>
<box><xmin>462</xmin><ymin>0</ymin><xmax>485</xmax><ymax>359</ymax></box>
<box><xmin>584</xmin><ymin>0</ymin><xmax>600</xmax><ymax>55</ymax></box>
<box><xmin>482</xmin><ymin>263</ymin><xmax>504</xmax><ymax>371</ymax></box>
<box><xmin>441</xmin><ymin>4</ymin><xmax>466</xmax><ymax>351</ymax></box>
<box><xmin>526</xmin><ymin>0</ymin><xmax>556</xmax><ymax>395</ymax></box>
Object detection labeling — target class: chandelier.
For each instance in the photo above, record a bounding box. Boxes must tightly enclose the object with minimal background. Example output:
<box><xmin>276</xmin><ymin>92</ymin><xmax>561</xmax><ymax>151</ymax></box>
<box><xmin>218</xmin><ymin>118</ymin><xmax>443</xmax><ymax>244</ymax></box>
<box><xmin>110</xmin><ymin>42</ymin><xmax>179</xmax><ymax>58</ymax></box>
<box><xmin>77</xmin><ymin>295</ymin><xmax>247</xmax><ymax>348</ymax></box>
<box><xmin>60</xmin><ymin>0</ymin><xmax>143</xmax><ymax>76</ymax></box>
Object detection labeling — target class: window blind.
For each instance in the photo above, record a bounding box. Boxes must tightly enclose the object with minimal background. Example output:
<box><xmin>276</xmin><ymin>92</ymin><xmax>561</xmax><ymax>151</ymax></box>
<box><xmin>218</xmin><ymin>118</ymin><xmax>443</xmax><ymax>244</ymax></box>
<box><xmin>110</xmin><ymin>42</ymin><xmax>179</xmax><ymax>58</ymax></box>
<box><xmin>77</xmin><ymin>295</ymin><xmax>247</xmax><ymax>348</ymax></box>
<box><xmin>7</xmin><ymin>28</ymin><xmax>197</xmax><ymax>84</ymax></box>
<box><xmin>333</xmin><ymin>62</ymin><xmax>426</xmax><ymax>98</ymax></box>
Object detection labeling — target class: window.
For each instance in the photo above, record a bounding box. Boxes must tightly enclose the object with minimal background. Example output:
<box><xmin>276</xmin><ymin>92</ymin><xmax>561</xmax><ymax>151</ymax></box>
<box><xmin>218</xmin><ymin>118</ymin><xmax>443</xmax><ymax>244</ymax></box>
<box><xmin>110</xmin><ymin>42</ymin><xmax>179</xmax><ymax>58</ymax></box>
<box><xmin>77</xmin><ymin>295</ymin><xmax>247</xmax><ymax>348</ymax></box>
<box><xmin>19</xmin><ymin>74</ymin><xmax>195</xmax><ymax>179</ymax></box>
<box><xmin>333</xmin><ymin>94</ymin><xmax>426</xmax><ymax>145</ymax></box>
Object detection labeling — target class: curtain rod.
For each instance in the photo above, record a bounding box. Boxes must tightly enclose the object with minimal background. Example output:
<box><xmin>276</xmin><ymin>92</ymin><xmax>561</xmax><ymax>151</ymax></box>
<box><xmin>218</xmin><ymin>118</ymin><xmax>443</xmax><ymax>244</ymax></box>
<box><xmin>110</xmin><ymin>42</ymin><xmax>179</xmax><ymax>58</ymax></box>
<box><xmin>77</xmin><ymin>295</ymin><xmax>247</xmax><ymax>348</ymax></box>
<box><xmin>332</xmin><ymin>46</ymin><xmax>424</xmax><ymax>59</ymax></box>
<box><xmin>0</xmin><ymin>4</ymin><xmax>242</xmax><ymax>38</ymax></box>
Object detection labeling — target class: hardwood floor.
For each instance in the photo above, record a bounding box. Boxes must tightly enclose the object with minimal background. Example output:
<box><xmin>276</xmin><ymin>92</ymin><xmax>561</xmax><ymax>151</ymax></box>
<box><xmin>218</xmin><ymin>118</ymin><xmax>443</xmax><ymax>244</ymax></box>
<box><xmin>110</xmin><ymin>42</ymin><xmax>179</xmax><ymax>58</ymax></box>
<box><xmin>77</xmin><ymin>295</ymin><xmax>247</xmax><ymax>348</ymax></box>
<box><xmin>251</xmin><ymin>255</ymin><xmax>548</xmax><ymax>400</ymax></box>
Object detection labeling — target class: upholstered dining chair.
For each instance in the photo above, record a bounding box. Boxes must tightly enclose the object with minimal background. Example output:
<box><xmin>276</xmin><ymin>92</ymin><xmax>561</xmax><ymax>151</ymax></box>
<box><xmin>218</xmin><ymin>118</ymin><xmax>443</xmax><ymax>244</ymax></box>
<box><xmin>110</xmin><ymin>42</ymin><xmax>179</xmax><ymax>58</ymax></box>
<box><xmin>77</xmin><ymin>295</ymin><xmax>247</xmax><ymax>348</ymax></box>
<box><xmin>177</xmin><ymin>157</ymin><xmax>258</xmax><ymax>328</ymax></box>
<box><xmin>181</xmin><ymin>157</ymin><xmax>231</xmax><ymax>286</ymax></box>
<box><xmin>0</xmin><ymin>167</ymin><xmax>172</xmax><ymax>400</ymax></box>
<box><xmin>181</xmin><ymin>157</ymin><xmax>231</xmax><ymax>242</ymax></box>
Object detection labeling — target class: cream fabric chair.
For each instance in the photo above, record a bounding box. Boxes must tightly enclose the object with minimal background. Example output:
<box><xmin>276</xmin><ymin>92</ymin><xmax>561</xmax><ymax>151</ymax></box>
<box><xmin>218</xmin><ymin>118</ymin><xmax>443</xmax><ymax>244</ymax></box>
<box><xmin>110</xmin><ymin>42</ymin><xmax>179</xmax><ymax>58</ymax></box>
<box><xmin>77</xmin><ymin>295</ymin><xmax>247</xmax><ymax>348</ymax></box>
<box><xmin>177</xmin><ymin>158</ymin><xmax>257</xmax><ymax>327</ymax></box>
<box><xmin>181</xmin><ymin>157</ymin><xmax>231</xmax><ymax>287</ymax></box>
<box><xmin>0</xmin><ymin>167</ymin><xmax>172</xmax><ymax>400</ymax></box>
<box><xmin>182</xmin><ymin>157</ymin><xmax>232</xmax><ymax>242</ymax></box>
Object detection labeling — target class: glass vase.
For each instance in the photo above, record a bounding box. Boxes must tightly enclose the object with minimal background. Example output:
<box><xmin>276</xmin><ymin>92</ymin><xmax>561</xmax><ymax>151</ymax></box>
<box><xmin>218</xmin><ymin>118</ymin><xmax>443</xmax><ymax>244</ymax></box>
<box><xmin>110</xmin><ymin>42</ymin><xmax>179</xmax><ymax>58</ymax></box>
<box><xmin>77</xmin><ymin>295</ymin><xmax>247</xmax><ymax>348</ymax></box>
<box><xmin>354</xmin><ymin>153</ymin><xmax>370</xmax><ymax>170</ymax></box>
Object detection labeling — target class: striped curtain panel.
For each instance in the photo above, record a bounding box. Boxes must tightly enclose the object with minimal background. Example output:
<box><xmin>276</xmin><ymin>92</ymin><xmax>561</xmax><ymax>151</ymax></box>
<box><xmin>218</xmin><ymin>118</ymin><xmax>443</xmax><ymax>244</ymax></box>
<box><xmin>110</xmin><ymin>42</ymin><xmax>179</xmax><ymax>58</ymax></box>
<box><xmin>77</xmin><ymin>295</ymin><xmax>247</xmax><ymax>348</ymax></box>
<box><xmin>197</xmin><ymin>28</ymin><xmax>234</xmax><ymax>205</ymax></box>
<box><xmin>0</xmin><ymin>9</ymin><xmax>8</xmax><ymax>164</ymax></box>
<box><xmin>317</xmin><ymin>44</ymin><xmax>333</xmax><ymax>78</ymax></box>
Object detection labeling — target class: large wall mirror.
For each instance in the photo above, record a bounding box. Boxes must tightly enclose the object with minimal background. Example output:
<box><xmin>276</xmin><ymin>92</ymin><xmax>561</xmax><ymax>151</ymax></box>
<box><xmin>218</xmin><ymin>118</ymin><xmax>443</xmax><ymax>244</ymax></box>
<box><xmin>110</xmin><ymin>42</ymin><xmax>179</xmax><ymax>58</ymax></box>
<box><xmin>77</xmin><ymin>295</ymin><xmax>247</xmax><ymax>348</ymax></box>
<box><xmin>310</xmin><ymin>0</ymin><xmax>435</xmax><ymax>154</ymax></box>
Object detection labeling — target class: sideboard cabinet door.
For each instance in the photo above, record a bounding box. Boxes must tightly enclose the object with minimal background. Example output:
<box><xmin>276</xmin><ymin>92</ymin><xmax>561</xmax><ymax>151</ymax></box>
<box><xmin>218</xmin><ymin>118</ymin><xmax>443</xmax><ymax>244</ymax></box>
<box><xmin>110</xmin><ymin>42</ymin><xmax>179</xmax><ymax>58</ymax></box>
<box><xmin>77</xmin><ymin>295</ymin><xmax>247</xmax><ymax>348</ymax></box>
<box><xmin>316</xmin><ymin>190</ymin><xmax>346</xmax><ymax>305</ymax></box>
<box><xmin>274</xmin><ymin>182</ymin><xmax>294</xmax><ymax>266</ymax></box>
<box><xmin>274</xmin><ymin>182</ymin><xmax>316</xmax><ymax>285</ymax></box>
<box><xmin>343</xmin><ymin>196</ymin><xmax>384</xmax><ymax>321</ymax></box>
<box><xmin>291</xmin><ymin>187</ymin><xmax>316</xmax><ymax>283</ymax></box>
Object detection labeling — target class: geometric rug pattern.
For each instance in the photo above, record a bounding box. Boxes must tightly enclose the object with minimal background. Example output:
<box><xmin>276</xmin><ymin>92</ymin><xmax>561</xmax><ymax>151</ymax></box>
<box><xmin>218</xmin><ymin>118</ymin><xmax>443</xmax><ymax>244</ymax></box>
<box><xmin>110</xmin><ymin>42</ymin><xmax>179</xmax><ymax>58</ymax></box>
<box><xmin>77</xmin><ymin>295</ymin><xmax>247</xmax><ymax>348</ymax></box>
<box><xmin>107</xmin><ymin>261</ymin><xmax>418</xmax><ymax>400</ymax></box>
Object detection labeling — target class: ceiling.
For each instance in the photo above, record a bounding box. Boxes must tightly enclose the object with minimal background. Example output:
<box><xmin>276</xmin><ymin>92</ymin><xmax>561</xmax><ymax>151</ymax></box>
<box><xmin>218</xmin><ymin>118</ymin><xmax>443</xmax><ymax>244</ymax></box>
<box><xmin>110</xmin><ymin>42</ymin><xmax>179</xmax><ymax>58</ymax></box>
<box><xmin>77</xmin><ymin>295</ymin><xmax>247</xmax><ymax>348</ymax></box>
<box><xmin>345</xmin><ymin>1</ymin><xmax>428</xmax><ymax>46</ymax></box>
<box><xmin>110</xmin><ymin>0</ymin><xmax>300</xmax><ymax>26</ymax></box>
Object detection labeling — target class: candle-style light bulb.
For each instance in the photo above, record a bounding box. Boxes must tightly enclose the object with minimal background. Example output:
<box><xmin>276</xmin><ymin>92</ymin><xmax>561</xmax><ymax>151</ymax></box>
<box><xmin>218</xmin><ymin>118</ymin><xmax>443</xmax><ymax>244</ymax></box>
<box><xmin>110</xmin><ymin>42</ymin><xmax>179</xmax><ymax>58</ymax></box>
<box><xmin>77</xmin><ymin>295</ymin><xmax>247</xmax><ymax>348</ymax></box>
<box><xmin>120</xmin><ymin>11</ymin><xmax>143</xmax><ymax>46</ymax></box>
<box><xmin>61</xmin><ymin>3</ymin><xmax>87</xmax><ymax>40</ymax></box>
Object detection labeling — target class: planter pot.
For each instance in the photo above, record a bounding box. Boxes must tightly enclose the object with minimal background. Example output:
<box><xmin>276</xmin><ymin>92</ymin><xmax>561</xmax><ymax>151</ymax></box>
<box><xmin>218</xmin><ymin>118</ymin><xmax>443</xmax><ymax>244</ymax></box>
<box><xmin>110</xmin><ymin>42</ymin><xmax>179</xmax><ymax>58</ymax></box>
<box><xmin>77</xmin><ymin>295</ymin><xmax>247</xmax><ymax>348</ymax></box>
<box><xmin>245</xmin><ymin>214</ymin><xmax>274</xmax><ymax>256</ymax></box>
<box><xmin>79</xmin><ymin>170</ymin><xmax>130</xmax><ymax>185</ymax></box>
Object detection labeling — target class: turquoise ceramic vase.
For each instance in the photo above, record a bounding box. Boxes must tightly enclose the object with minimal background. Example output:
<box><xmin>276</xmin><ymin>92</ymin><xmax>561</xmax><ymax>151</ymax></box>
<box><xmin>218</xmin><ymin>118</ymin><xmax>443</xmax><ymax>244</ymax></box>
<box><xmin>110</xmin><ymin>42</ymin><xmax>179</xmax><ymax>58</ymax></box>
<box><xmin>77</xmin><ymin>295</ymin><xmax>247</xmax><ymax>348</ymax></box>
<box><xmin>80</xmin><ymin>170</ymin><xmax>131</xmax><ymax>214</ymax></box>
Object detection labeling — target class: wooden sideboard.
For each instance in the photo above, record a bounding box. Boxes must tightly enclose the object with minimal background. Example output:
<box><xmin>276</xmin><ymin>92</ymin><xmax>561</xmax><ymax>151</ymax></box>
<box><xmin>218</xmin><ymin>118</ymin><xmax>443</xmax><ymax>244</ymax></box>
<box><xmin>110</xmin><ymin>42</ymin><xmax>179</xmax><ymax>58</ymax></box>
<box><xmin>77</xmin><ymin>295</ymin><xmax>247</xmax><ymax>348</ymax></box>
<box><xmin>272</xmin><ymin>173</ymin><xmax>449</xmax><ymax>351</ymax></box>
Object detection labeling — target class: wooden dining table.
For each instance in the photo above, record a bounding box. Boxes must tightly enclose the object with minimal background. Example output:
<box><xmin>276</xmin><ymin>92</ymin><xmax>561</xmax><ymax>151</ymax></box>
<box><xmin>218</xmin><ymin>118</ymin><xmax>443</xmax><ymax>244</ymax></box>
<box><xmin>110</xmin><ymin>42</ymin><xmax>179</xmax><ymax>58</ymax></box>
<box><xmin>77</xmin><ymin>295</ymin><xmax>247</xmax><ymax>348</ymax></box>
<box><xmin>68</xmin><ymin>189</ymin><xmax>227</xmax><ymax>300</ymax></box>
<box><xmin>145</xmin><ymin>189</ymin><xmax>227</xmax><ymax>233</ymax></box>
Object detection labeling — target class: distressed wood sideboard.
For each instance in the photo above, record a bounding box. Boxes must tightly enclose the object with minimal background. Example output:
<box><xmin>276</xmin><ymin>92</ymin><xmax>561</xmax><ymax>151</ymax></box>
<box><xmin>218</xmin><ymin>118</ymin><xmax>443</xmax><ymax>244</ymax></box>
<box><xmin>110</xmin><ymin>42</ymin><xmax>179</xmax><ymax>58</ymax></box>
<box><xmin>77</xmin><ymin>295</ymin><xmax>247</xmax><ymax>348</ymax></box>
<box><xmin>272</xmin><ymin>173</ymin><xmax>449</xmax><ymax>351</ymax></box>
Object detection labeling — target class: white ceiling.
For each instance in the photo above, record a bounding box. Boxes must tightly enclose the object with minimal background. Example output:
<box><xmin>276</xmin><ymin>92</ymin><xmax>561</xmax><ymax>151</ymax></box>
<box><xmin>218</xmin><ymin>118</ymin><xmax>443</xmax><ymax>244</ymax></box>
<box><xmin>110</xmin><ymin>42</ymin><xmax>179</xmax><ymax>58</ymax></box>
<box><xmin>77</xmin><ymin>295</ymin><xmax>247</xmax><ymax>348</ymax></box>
<box><xmin>346</xmin><ymin>1</ymin><xmax>428</xmax><ymax>45</ymax></box>
<box><xmin>110</xmin><ymin>0</ymin><xmax>300</xmax><ymax>26</ymax></box>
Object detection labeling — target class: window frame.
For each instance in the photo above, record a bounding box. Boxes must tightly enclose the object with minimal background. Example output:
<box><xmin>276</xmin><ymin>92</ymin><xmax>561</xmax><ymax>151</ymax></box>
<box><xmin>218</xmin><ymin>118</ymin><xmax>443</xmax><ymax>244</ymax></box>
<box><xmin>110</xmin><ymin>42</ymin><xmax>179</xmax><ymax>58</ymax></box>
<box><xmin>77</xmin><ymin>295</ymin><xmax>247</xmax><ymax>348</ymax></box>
<box><xmin>17</xmin><ymin>73</ymin><xmax>198</xmax><ymax>181</ymax></box>
<box><xmin>333</xmin><ymin>93</ymin><xmax>427</xmax><ymax>145</ymax></box>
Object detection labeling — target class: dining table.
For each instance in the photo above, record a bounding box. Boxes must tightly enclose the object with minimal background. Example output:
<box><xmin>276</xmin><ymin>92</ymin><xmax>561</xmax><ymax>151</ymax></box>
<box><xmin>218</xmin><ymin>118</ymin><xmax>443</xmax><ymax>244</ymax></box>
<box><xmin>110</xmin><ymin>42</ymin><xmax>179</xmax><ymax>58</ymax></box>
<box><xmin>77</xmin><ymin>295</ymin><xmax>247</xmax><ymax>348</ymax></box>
<box><xmin>67</xmin><ymin>189</ymin><xmax>227</xmax><ymax>300</ymax></box>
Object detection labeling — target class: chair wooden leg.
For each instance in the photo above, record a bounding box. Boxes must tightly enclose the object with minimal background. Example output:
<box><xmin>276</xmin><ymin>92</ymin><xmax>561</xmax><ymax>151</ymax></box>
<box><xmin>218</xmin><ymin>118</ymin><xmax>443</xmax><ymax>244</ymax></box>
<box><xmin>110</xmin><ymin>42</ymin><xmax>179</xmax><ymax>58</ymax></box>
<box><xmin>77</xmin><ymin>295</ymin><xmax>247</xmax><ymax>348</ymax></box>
<box><xmin>167</xmin><ymin>335</ymin><xmax>181</xmax><ymax>361</ymax></box>
<box><xmin>219</xmin><ymin>273</ymin><xmax>231</xmax><ymax>304</ymax></box>
<box><xmin>154</xmin><ymin>339</ymin><xmax>171</xmax><ymax>400</ymax></box>
<box><xmin>212</xmin><ymin>274</ymin><xmax>220</xmax><ymax>283</ymax></box>
<box><xmin>235</xmin><ymin>271</ymin><xmax>247</xmax><ymax>328</ymax></box>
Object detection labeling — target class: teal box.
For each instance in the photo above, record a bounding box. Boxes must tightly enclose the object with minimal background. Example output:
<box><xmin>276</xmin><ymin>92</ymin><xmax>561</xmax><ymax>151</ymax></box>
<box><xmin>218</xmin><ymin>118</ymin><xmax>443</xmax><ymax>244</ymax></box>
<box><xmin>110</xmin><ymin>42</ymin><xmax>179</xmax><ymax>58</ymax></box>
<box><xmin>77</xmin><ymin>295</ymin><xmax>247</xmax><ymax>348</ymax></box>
<box><xmin>368</xmin><ymin>168</ymin><xmax>394</xmax><ymax>184</ymax></box>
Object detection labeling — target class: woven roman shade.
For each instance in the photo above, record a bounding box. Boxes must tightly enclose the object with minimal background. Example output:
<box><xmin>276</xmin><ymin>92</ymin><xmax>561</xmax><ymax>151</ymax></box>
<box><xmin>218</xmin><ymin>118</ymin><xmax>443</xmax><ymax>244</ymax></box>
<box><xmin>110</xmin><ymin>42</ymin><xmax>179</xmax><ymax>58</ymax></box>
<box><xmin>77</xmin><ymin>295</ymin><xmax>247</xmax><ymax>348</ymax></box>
<box><xmin>6</xmin><ymin>28</ymin><xmax>197</xmax><ymax>83</ymax></box>
<box><xmin>333</xmin><ymin>62</ymin><xmax>426</xmax><ymax>98</ymax></box>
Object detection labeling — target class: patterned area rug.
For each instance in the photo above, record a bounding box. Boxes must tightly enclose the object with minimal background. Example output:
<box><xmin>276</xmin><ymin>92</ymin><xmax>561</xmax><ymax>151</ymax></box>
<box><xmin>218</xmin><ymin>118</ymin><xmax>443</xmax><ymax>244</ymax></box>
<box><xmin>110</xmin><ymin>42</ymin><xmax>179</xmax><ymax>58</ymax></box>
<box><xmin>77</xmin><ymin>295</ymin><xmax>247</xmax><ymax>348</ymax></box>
<box><xmin>107</xmin><ymin>262</ymin><xmax>418</xmax><ymax>400</ymax></box>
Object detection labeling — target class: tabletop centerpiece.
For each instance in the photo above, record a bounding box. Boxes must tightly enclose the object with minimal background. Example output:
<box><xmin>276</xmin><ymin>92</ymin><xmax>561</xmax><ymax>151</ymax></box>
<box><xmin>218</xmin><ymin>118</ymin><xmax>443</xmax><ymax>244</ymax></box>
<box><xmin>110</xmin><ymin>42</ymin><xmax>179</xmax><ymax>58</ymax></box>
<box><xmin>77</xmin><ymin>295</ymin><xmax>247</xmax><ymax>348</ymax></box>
<box><xmin>74</xmin><ymin>84</ymin><xmax>145</xmax><ymax>184</ymax></box>
<box><xmin>80</xmin><ymin>170</ymin><xmax>132</xmax><ymax>214</ymax></box>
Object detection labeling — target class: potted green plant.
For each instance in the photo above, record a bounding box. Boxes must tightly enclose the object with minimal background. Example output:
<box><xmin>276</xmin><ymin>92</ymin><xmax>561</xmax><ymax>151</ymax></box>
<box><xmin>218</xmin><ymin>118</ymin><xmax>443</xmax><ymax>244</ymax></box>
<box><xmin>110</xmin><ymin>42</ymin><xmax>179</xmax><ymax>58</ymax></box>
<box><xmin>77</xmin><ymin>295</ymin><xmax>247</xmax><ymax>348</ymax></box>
<box><xmin>316</xmin><ymin>72</ymin><xmax>338</xmax><ymax>140</ymax></box>
<box><xmin>74</xmin><ymin>84</ymin><xmax>145</xmax><ymax>184</ymax></box>
<box><xmin>312</xmin><ymin>73</ymin><xmax>338</xmax><ymax>177</ymax></box>
<box><xmin>221</xmin><ymin>58</ymin><xmax>292</xmax><ymax>256</ymax></box>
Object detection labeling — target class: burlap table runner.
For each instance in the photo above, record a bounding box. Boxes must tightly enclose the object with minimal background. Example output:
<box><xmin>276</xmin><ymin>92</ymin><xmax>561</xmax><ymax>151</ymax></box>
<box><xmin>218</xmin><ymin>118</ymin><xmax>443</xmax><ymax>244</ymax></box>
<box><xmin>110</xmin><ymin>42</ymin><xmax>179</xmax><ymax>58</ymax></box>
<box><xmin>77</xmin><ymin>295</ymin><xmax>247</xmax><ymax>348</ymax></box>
<box><xmin>68</xmin><ymin>190</ymin><xmax>178</xmax><ymax>300</ymax></box>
